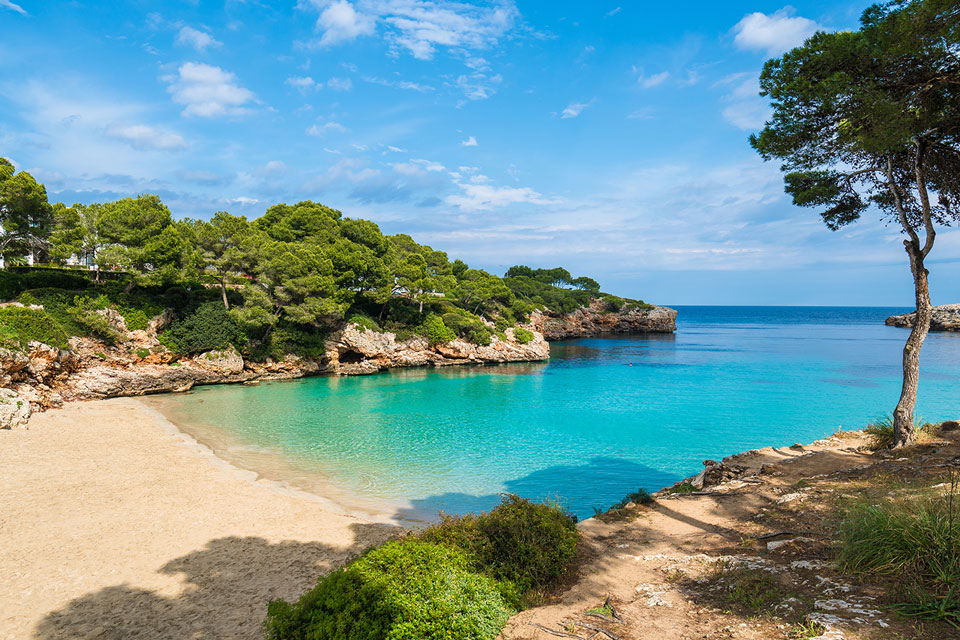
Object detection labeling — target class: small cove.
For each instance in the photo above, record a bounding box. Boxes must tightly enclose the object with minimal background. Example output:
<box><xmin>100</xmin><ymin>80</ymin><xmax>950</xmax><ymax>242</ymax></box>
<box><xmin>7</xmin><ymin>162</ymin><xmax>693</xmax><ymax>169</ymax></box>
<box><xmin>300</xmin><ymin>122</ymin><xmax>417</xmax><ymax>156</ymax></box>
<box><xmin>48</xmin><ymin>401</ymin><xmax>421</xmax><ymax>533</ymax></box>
<box><xmin>144</xmin><ymin>306</ymin><xmax>960</xmax><ymax>521</ymax></box>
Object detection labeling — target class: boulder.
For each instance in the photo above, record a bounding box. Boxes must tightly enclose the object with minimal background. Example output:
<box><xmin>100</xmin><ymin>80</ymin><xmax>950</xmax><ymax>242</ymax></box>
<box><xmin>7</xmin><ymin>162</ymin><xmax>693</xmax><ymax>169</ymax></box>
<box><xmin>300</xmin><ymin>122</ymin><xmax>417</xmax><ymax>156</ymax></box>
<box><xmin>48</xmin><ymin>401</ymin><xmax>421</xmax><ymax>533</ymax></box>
<box><xmin>191</xmin><ymin>349</ymin><xmax>245</xmax><ymax>376</ymax></box>
<box><xmin>886</xmin><ymin>304</ymin><xmax>960</xmax><ymax>332</ymax></box>
<box><xmin>0</xmin><ymin>387</ymin><xmax>31</xmax><ymax>429</ymax></box>
<box><xmin>941</xmin><ymin>420</ymin><xmax>959</xmax><ymax>432</ymax></box>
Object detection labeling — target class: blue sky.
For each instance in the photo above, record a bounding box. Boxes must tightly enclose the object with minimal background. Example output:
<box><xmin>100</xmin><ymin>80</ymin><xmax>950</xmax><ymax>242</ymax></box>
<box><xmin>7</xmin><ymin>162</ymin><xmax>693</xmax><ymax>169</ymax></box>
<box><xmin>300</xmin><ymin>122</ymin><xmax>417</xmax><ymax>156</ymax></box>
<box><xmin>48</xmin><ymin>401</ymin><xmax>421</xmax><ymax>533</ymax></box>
<box><xmin>2</xmin><ymin>1</ymin><xmax>958</xmax><ymax>305</ymax></box>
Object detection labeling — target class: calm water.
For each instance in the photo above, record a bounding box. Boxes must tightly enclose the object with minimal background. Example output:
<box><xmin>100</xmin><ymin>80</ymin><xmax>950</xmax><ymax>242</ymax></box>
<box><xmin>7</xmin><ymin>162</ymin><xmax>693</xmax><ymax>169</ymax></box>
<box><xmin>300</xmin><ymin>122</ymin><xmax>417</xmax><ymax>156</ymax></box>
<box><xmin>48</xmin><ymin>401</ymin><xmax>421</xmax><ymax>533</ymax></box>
<box><xmin>146</xmin><ymin>307</ymin><xmax>960</xmax><ymax>521</ymax></box>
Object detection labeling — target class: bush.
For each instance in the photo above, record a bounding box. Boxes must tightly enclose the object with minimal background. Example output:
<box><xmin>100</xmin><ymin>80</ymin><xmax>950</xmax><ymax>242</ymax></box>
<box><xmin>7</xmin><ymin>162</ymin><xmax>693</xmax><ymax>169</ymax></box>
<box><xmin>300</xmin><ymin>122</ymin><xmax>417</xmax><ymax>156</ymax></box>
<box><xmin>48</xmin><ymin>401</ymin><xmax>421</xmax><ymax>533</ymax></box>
<box><xmin>264</xmin><ymin>540</ymin><xmax>513</xmax><ymax>640</ymax></box>
<box><xmin>160</xmin><ymin>301</ymin><xmax>246</xmax><ymax>355</ymax></box>
<box><xmin>839</xmin><ymin>479</ymin><xmax>960</xmax><ymax>626</ymax></box>
<box><xmin>0</xmin><ymin>268</ymin><xmax>91</xmax><ymax>300</ymax></box>
<box><xmin>864</xmin><ymin>414</ymin><xmax>935</xmax><ymax>449</ymax></box>
<box><xmin>267</xmin><ymin>324</ymin><xmax>326</xmax><ymax>359</ymax></box>
<box><xmin>420</xmin><ymin>494</ymin><xmax>579</xmax><ymax>601</ymax></box>
<box><xmin>0</xmin><ymin>306</ymin><xmax>69</xmax><ymax>349</ymax></box>
<box><xmin>466</xmin><ymin>325</ymin><xmax>492</xmax><ymax>346</ymax></box>
<box><xmin>348</xmin><ymin>314</ymin><xmax>381</xmax><ymax>333</ymax></box>
<box><xmin>514</xmin><ymin>328</ymin><xmax>534</xmax><ymax>344</ymax></box>
<box><xmin>423</xmin><ymin>314</ymin><xmax>456</xmax><ymax>345</ymax></box>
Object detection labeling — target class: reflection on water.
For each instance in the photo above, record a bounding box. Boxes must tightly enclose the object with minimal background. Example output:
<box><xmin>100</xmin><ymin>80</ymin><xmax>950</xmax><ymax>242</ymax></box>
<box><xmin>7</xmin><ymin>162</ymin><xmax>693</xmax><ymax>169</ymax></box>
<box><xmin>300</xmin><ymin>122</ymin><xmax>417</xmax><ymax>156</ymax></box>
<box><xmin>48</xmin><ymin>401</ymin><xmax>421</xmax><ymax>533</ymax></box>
<box><xmin>146</xmin><ymin>307</ymin><xmax>960</xmax><ymax>520</ymax></box>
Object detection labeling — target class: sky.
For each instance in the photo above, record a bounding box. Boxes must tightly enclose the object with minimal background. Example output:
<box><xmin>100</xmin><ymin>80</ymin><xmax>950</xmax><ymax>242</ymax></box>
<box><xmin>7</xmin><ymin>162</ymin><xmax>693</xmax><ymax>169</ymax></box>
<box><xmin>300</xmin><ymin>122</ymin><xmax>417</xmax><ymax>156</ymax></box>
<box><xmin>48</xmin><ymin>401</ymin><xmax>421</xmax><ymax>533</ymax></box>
<box><xmin>1</xmin><ymin>1</ymin><xmax>958</xmax><ymax>306</ymax></box>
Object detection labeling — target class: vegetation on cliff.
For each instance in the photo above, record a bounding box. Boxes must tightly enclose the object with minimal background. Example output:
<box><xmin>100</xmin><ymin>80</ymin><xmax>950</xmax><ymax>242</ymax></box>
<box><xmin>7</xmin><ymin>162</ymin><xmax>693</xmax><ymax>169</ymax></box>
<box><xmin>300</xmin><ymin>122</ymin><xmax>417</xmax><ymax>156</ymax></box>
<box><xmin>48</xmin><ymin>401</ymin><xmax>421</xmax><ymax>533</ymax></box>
<box><xmin>0</xmin><ymin>163</ymin><xmax>651</xmax><ymax>360</ymax></box>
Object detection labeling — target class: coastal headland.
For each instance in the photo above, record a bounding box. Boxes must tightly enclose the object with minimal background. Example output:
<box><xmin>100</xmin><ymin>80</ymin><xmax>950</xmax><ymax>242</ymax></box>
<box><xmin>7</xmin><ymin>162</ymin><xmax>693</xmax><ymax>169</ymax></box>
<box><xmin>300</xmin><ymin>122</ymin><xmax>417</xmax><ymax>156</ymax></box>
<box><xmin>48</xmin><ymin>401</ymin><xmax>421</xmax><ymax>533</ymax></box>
<box><xmin>0</xmin><ymin>299</ymin><xmax>676</xmax><ymax>421</ymax></box>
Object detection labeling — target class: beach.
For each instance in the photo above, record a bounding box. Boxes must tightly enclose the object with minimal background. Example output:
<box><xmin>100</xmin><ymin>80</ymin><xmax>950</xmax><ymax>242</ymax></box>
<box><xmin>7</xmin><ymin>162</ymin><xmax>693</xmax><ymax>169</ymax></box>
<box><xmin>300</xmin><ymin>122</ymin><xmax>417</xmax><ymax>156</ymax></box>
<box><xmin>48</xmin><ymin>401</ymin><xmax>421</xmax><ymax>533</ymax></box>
<box><xmin>0</xmin><ymin>398</ymin><xmax>400</xmax><ymax>640</ymax></box>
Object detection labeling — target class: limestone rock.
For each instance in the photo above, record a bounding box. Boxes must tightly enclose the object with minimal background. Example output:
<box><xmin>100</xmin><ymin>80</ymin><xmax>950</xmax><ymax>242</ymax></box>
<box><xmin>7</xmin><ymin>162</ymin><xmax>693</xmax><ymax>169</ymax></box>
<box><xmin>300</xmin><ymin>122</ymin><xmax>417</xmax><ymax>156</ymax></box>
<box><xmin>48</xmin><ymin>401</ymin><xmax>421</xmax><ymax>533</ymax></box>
<box><xmin>191</xmin><ymin>349</ymin><xmax>244</xmax><ymax>376</ymax></box>
<box><xmin>0</xmin><ymin>387</ymin><xmax>31</xmax><ymax>429</ymax></box>
<box><xmin>886</xmin><ymin>304</ymin><xmax>960</xmax><ymax>332</ymax></box>
<box><xmin>532</xmin><ymin>299</ymin><xmax>677</xmax><ymax>340</ymax></box>
<box><xmin>96</xmin><ymin>308</ymin><xmax>129</xmax><ymax>334</ymax></box>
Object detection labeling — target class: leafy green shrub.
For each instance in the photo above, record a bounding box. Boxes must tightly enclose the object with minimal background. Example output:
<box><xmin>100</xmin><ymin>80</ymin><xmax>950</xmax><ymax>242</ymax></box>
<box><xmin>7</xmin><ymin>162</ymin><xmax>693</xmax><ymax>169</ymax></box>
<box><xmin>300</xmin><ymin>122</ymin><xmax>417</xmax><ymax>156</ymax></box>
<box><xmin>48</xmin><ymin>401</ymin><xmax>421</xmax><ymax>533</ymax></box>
<box><xmin>67</xmin><ymin>295</ymin><xmax>120</xmax><ymax>343</ymax></box>
<box><xmin>0</xmin><ymin>306</ymin><xmax>69</xmax><ymax>349</ymax></box>
<box><xmin>494</xmin><ymin>316</ymin><xmax>511</xmax><ymax>332</ymax></box>
<box><xmin>514</xmin><ymin>328</ymin><xmax>534</xmax><ymax>344</ymax></box>
<box><xmin>0</xmin><ymin>268</ymin><xmax>91</xmax><ymax>300</ymax></box>
<box><xmin>266</xmin><ymin>324</ymin><xmax>326</xmax><ymax>359</ymax></box>
<box><xmin>159</xmin><ymin>301</ymin><xmax>246</xmax><ymax>355</ymax></box>
<box><xmin>611</xmin><ymin>488</ymin><xmax>655</xmax><ymax>509</ymax></box>
<box><xmin>600</xmin><ymin>295</ymin><xmax>625</xmax><ymax>312</ymax></box>
<box><xmin>420</xmin><ymin>494</ymin><xmax>580</xmax><ymax>600</ymax></box>
<box><xmin>135</xmin><ymin>347</ymin><xmax>151</xmax><ymax>359</ymax></box>
<box><xmin>467</xmin><ymin>325</ymin><xmax>492</xmax><ymax>346</ymax></box>
<box><xmin>264</xmin><ymin>540</ymin><xmax>513</xmax><ymax>640</ymax></box>
<box><xmin>423</xmin><ymin>313</ymin><xmax>456</xmax><ymax>345</ymax></box>
<box><xmin>348</xmin><ymin>314</ymin><xmax>381</xmax><ymax>332</ymax></box>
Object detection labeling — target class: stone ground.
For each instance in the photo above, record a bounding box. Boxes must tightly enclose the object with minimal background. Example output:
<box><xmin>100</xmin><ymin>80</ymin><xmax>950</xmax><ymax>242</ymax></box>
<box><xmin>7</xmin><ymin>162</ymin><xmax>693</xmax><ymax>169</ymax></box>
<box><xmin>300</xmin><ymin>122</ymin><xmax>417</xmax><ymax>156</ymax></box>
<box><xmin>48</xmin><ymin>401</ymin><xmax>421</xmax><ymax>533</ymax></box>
<box><xmin>501</xmin><ymin>429</ymin><xmax>960</xmax><ymax>640</ymax></box>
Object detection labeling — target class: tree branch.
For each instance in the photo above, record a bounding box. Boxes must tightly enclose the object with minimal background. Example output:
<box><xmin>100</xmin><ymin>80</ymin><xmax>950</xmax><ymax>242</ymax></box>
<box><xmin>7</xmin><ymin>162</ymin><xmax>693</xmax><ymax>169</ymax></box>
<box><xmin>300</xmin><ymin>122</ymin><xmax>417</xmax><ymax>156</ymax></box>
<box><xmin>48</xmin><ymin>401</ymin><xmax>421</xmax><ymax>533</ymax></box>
<box><xmin>913</xmin><ymin>140</ymin><xmax>937</xmax><ymax>258</ymax></box>
<box><xmin>886</xmin><ymin>155</ymin><xmax>921</xmax><ymax>247</ymax></box>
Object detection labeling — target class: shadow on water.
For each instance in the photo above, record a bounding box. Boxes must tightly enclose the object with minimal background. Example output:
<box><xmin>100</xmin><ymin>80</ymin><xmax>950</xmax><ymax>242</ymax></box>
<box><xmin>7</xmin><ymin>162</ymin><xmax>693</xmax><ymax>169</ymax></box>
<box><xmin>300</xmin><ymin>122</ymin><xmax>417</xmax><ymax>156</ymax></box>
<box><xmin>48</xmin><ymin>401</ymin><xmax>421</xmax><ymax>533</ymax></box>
<box><xmin>33</xmin><ymin>523</ymin><xmax>399</xmax><ymax>640</ymax></box>
<box><xmin>393</xmin><ymin>456</ymin><xmax>683</xmax><ymax>524</ymax></box>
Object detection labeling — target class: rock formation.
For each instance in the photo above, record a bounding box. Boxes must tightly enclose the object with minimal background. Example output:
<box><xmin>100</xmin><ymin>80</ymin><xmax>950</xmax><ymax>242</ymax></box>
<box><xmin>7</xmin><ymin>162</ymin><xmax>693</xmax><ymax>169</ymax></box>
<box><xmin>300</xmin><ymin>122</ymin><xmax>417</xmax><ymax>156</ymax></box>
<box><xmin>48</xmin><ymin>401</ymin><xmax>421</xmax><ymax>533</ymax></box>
<box><xmin>532</xmin><ymin>299</ymin><xmax>677</xmax><ymax>341</ymax></box>
<box><xmin>886</xmin><ymin>304</ymin><xmax>960</xmax><ymax>331</ymax></box>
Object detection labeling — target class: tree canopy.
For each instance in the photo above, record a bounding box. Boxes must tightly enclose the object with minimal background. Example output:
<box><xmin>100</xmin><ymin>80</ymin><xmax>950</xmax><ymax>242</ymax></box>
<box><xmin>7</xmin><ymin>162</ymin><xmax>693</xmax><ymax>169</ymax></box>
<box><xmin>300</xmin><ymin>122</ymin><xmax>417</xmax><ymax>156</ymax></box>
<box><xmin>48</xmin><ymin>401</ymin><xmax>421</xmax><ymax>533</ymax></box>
<box><xmin>750</xmin><ymin>0</ymin><xmax>960</xmax><ymax>445</ymax></box>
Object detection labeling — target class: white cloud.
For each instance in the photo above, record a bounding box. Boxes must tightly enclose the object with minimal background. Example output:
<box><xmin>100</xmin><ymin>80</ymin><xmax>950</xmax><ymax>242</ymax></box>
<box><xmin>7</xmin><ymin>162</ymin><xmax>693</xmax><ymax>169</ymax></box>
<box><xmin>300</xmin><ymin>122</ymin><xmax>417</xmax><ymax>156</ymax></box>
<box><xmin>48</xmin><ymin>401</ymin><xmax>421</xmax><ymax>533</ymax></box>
<box><xmin>1</xmin><ymin>0</ymin><xmax>27</xmax><ymax>15</ymax></box>
<box><xmin>717</xmin><ymin>73</ymin><xmax>770</xmax><ymax>130</ymax></box>
<box><xmin>560</xmin><ymin>101</ymin><xmax>592</xmax><ymax>119</ymax></box>
<box><xmin>312</xmin><ymin>0</ymin><xmax>376</xmax><ymax>46</ymax></box>
<box><xmin>306</xmin><ymin>121</ymin><xmax>347</xmax><ymax>136</ymax></box>
<box><xmin>461</xmin><ymin>136</ymin><xmax>478</xmax><ymax>147</ymax></box>
<box><xmin>286</xmin><ymin>76</ymin><xmax>319</xmax><ymax>92</ymax></box>
<box><xmin>164</xmin><ymin>62</ymin><xmax>256</xmax><ymax>118</ymax></box>
<box><xmin>105</xmin><ymin>123</ymin><xmax>188</xmax><ymax>150</ymax></box>
<box><xmin>363</xmin><ymin>76</ymin><xmax>434</xmax><ymax>92</ymax></box>
<box><xmin>326</xmin><ymin>76</ymin><xmax>353</xmax><ymax>91</ymax></box>
<box><xmin>606</xmin><ymin>7</ymin><xmax>621</xmax><ymax>17</ymax></box>
<box><xmin>733</xmin><ymin>8</ymin><xmax>823</xmax><ymax>56</ymax></box>
<box><xmin>446</xmin><ymin>181</ymin><xmax>560</xmax><ymax>212</ymax></box>
<box><xmin>300</xmin><ymin>0</ymin><xmax>518</xmax><ymax>60</ymax></box>
<box><xmin>638</xmin><ymin>71</ymin><xmax>669</xmax><ymax>89</ymax></box>
<box><xmin>176</xmin><ymin>26</ymin><xmax>223</xmax><ymax>52</ymax></box>
<box><xmin>454</xmin><ymin>72</ymin><xmax>501</xmax><ymax>101</ymax></box>
<box><xmin>229</xmin><ymin>196</ymin><xmax>260</xmax><ymax>205</ymax></box>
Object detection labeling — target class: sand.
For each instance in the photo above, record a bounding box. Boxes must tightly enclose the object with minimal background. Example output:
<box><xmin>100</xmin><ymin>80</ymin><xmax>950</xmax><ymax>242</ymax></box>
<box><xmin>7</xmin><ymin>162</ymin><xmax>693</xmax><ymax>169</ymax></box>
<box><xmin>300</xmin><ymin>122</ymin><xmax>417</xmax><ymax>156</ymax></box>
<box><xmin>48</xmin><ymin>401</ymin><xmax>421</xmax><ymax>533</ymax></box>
<box><xmin>0</xmin><ymin>398</ymin><xmax>400</xmax><ymax>640</ymax></box>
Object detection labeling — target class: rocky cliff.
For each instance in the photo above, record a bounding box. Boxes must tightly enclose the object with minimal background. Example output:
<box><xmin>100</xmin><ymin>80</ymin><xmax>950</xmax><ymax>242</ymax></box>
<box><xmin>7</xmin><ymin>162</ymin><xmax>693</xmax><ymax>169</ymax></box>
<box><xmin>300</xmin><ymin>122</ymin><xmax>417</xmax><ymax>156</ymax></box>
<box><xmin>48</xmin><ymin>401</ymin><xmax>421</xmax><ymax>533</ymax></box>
<box><xmin>0</xmin><ymin>305</ymin><xmax>550</xmax><ymax>427</ymax></box>
<box><xmin>885</xmin><ymin>304</ymin><xmax>960</xmax><ymax>331</ymax></box>
<box><xmin>532</xmin><ymin>299</ymin><xmax>677</xmax><ymax>341</ymax></box>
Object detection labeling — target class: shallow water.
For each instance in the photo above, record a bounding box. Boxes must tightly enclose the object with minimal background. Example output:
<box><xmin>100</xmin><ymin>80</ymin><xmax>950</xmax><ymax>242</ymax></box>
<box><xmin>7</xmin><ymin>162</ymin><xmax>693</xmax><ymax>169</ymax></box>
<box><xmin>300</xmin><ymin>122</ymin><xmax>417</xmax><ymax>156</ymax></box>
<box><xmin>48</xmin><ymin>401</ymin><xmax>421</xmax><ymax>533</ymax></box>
<box><xmin>146</xmin><ymin>307</ymin><xmax>960</xmax><ymax>521</ymax></box>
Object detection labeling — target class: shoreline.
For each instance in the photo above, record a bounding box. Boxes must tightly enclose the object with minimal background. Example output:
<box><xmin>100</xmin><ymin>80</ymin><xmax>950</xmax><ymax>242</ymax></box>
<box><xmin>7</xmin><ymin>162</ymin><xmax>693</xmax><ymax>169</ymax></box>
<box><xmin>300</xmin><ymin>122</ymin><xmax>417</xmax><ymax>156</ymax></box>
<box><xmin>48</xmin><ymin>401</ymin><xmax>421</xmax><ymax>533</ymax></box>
<box><xmin>0</xmin><ymin>397</ymin><xmax>402</xmax><ymax>640</ymax></box>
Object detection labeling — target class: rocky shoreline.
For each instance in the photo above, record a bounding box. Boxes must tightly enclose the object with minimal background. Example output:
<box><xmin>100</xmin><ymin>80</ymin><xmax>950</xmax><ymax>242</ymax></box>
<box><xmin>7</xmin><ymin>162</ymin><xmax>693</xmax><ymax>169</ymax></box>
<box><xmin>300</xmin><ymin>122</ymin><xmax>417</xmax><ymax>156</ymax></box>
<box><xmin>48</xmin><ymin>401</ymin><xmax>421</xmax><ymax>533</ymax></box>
<box><xmin>0</xmin><ymin>300</ymin><xmax>677</xmax><ymax>428</ymax></box>
<box><xmin>885</xmin><ymin>303</ymin><xmax>960</xmax><ymax>331</ymax></box>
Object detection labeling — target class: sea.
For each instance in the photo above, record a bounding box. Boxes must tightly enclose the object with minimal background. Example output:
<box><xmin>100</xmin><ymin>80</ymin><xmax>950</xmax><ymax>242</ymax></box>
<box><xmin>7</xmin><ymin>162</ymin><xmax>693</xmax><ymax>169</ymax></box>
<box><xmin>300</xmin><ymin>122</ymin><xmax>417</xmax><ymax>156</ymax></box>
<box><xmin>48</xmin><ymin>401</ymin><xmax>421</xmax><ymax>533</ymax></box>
<box><xmin>144</xmin><ymin>306</ymin><xmax>960</xmax><ymax>521</ymax></box>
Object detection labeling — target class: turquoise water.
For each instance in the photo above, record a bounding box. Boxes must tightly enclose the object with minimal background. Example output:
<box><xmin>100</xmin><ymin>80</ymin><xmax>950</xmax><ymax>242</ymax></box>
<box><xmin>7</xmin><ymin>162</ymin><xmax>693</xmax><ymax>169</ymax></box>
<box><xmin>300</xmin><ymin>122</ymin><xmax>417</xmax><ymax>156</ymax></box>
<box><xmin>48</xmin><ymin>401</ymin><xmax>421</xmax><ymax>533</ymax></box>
<box><xmin>147</xmin><ymin>307</ymin><xmax>960</xmax><ymax>521</ymax></box>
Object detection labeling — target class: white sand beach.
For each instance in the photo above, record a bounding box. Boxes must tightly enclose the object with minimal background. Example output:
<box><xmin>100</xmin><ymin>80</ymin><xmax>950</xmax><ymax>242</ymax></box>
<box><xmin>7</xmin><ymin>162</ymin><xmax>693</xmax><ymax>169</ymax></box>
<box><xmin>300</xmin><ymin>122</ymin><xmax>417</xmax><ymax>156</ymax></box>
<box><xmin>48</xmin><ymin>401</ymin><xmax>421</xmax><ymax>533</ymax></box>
<box><xmin>0</xmin><ymin>398</ymin><xmax>400</xmax><ymax>640</ymax></box>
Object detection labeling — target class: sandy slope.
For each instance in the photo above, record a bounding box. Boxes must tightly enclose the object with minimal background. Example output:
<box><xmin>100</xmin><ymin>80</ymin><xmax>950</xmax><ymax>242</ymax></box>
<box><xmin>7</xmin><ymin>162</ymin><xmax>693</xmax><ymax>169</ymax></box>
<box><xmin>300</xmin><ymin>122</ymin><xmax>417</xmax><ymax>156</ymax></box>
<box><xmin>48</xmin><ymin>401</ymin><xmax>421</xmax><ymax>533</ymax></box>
<box><xmin>0</xmin><ymin>398</ymin><xmax>399</xmax><ymax>640</ymax></box>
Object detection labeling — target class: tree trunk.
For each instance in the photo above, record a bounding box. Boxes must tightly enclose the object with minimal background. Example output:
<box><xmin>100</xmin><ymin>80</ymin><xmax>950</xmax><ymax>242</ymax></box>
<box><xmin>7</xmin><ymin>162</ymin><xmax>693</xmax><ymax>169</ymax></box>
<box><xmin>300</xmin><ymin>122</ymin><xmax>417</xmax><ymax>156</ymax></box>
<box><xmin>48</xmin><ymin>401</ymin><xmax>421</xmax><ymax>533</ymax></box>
<box><xmin>893</xmin><ymin>241</ymin><xmax>932</xmax><ymax>448</ymax></box>
<box><xmin>220</xmin><ymin>280</ymin><xmax>230</xmax><ymax>310</ymax></box>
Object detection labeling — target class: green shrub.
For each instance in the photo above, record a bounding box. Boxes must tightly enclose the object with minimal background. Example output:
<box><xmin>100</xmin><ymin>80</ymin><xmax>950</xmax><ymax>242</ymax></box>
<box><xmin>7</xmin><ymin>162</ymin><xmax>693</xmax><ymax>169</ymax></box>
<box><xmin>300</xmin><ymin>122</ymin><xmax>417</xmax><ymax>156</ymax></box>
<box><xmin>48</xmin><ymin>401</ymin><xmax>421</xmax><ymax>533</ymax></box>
<box><xmin>0</xmin><ymin>306</ymin><xmax>69</xmax><ymax>349</ymax></box>
<box><xmin>611</xmin><ymin>488</ymin><xmax>655</xmax><ymax>509</ymax></box>
<box><xmin>423</xmin><ymin>314</ymin><xmax>456</xmax><ymax>345</ymax></box>
<box><xmin>864</xmin><ymin>414</ymin><xmax>934</xmax><ymax>449</ymax></box>
<box><xmin>420</xmin><ymin>494</ymin><xmax>580</xmax><ymax>601</ymax></box>
<box><xmin>0</xmin><ymin>268</ymin><xmax>90</xmax><ymax>300</ymax></box>
<box><xmin>348</xmin><ymin>314</ymin><xmax>381</xmax><ymax>333</ymax></box>
<box><xmin>265</xmin><ymin>324</ymin><xmax>326</xmax><ymax>359</ymax></box>
<box><xmin>514</xmin><ymin>328</ymin><xmax>534</xmax><ymax>344</ymax></box>
<box><xmin>67</xmin><ymin>295</ymin><xmax>120</xmax><ymax>343</ymax></box>
<box><xmin>135</xmin><ymin>347</ymin><xmax>151</xmax><ymax>359</ymax></box>
<box><xmin>467</xmin><ymin>325</ymin><xmax>492</xmax><ymax>346</ymax></box>
<box><xmin>494</xmin><ymin>316</ymin><xmax>511</xmax><ymax>332</ymax></box>
<box><xmin>264</xmin><ymin>540</ymin><xmax>513</xmax><ymax>640</ymax></box>
<box><xmin>839</xmin><ymin>480</ymin><xmax>960</xmax><ymax>626</ymax></box>
<box><xmin>160</xmin><ymin>301</ymin><xmax>246</xmax><ymax>355</ymax></box>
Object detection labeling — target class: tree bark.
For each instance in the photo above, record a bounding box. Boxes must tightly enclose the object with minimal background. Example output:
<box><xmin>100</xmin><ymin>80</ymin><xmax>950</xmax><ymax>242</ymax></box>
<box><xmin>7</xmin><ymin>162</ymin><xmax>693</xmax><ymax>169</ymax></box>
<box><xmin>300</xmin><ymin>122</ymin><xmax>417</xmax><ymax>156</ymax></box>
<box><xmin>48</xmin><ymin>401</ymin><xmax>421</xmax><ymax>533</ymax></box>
<box><xmin>893</xmin><ymin>241</ymin><xmax>932</xmax><ymax>447</ymax></box>
<box><xmin>220</xmin><ymin>279</ymin><xmax>230</xmax><ymax>310</ymax></box>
